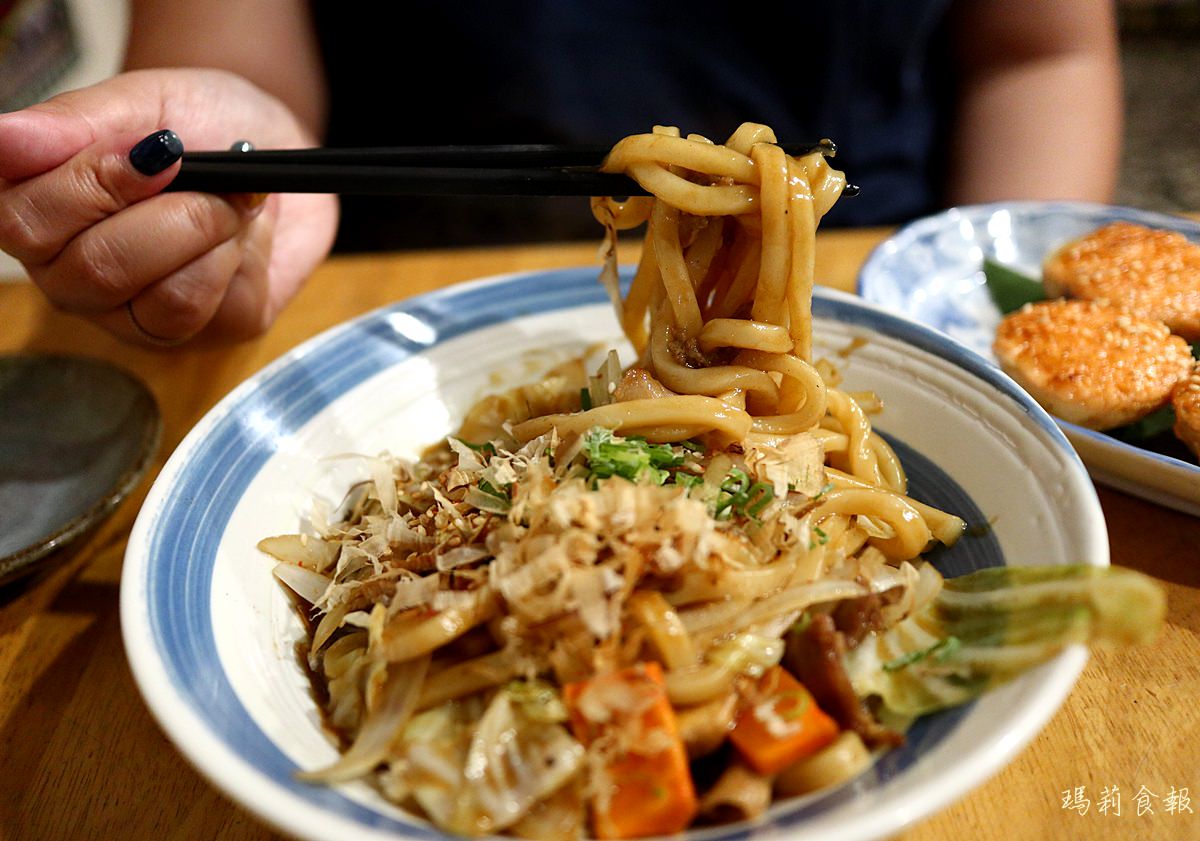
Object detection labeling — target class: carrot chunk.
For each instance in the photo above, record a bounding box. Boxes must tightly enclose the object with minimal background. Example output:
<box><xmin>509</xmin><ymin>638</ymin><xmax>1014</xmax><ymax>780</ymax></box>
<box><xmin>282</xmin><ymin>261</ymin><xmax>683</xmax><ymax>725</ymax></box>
<box><xmin>729</xmin><ymin>666</ymin><xmax>839</xmax><ymax>775</ymax></box>
<box><xmin>564</xmin><ymin>663</ymin><xmax>698</xmax><ymax>839</ymax></box>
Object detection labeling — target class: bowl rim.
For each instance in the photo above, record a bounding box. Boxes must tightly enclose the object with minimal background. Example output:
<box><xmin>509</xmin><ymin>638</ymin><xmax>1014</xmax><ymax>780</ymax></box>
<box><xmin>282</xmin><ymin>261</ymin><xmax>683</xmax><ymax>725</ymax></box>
<box><xmin>121</xmin><ymin>267</ymin><xmax>1105</xmax><ymax>841</ymax></box>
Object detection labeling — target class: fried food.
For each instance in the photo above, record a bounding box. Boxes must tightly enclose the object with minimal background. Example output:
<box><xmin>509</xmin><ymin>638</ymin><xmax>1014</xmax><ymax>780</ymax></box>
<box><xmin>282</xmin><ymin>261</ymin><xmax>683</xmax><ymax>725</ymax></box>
<box><xmin>1042</xmin><ymin>222</ymin><xmax>1200</xmax><ymax>341</ymax></box>
<box><xmin>994</xmin><ymin>299</ymin><xmax>1193</xmax><ymax>430</ymax></box>
<box><xmin>1172</xmin><ymin>363</ymin><xmax>1200</xmax><ymax>457</ymax></box>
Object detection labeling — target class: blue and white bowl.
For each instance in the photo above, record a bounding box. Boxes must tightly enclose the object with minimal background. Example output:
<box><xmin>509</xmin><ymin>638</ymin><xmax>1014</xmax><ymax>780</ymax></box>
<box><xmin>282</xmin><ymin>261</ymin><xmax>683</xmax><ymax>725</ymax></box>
<box><xmin>122</xmin><ymin>268</ymin><xmax>1107</xmax><ymax>841</ymax></box>
<box><xmin>859</xmin><ymin>201</ymin><xmax>1200</xmax><ymax>516</ymax></box>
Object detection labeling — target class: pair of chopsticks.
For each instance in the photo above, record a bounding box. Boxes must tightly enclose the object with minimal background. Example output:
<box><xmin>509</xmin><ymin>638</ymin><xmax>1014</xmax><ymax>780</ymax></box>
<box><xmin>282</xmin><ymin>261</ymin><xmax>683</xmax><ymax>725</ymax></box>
<box><xmin>166</xmin><ymin>143</ymin><xmax>857</xmax><ymax>197</ymax></box>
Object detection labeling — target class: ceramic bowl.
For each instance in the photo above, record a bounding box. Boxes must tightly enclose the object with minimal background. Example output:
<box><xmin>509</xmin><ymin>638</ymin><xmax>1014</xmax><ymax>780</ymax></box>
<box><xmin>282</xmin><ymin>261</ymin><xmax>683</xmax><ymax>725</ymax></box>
<box><xmin>122</xmin><ymin>268</ymin><xmax>1106</xmax><ymax>841</ymax></box>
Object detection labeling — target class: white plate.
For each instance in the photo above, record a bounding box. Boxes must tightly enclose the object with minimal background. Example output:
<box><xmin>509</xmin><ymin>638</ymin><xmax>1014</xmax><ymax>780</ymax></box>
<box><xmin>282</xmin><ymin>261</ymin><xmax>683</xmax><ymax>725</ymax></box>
<box><xmin>122</xmin><ymin>268</ymin><xmax>1106</xmax><ymax>841</ymax></box>
<box><xmin>858</xmin><ymin>201</ymin><xmax>1200</xmax><ymax>516</ymax></box>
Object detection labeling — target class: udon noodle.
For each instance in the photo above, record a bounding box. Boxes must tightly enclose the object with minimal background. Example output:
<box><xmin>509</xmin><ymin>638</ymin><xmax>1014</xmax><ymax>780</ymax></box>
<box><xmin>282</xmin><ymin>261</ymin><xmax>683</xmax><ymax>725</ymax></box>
<box><xmin>263</xmin><ymin>124</ymin><xmax>971</xmax><ymax>838</ymax></box>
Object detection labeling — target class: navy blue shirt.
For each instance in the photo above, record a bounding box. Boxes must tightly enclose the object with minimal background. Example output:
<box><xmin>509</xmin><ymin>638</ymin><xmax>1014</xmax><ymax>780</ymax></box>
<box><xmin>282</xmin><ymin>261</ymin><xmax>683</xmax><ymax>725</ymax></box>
<box><xmin>313</xmin><ymin>1</ymin><xmax>955</xmax><ymax>249</ymax></box>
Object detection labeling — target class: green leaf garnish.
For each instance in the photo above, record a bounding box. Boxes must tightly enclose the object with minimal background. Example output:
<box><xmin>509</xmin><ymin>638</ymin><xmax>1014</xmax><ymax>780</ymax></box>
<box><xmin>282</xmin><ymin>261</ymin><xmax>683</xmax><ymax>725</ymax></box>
<box><xmin>1108</xmin><ymin>405</ymin><xmax>1176</xmax><ymax>443</ymax></box>
<box><xmin>983</xmin><ymin>257</ymin><xmax>1047</xmax><ymax>314</ymax></box>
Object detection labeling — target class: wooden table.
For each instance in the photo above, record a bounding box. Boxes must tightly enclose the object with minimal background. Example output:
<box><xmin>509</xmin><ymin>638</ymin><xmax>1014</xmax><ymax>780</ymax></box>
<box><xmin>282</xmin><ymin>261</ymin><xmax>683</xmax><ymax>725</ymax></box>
<box><xmin>1</xmin><ymin>230</ymin><xmax>1196</xmax><ymax>841</ymax></box>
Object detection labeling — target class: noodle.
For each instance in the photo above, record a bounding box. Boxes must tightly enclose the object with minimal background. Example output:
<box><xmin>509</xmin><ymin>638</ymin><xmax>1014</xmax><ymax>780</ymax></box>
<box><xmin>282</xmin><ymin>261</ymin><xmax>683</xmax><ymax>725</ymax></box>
<box><xmin>262</xmin><ymin>124</ymin><xmax>974</xmax><ymax>839</ymax></box>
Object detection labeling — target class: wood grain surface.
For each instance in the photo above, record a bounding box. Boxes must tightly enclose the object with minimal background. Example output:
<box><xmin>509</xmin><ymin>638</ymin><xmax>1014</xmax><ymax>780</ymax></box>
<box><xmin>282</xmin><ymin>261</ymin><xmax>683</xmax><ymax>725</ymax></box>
<box><xmin>1</xmin><ymin>230</ymin><xmax>1195</xmax><ymax>841</ymax></box>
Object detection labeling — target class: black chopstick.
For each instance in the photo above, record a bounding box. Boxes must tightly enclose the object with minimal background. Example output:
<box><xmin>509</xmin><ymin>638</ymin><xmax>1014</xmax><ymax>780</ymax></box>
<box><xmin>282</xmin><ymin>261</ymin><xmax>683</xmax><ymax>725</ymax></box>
<box><xmin>167</xmin><ymin>162</ymin><xmax>653</xmax><ymax>197</ymax></box>
<box><xmin>165</xmin><ymin>142</ymin><xmax>851</xmax><ymax>197</ymax></box>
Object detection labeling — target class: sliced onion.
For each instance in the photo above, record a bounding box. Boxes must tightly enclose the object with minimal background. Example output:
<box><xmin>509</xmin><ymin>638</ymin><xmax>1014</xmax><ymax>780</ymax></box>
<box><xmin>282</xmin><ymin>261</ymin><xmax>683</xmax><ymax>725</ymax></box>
<box><xmin>272</xmin><ymin>562</ymin><xmax>332</xmax><ymax>605</ymax></box>
<box><xmin>297</xmin><ymin>654</ymin><xmax>429</xmax><ymax>784</ymax></box>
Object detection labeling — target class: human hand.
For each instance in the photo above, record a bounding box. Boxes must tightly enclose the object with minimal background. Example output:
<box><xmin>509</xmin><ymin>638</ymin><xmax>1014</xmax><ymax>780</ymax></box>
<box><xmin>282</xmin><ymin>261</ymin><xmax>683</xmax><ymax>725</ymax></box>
<box><xmin>0</xmin><ymin>68</ymin><xmax>339</xmax><ymax>345</ymax></box>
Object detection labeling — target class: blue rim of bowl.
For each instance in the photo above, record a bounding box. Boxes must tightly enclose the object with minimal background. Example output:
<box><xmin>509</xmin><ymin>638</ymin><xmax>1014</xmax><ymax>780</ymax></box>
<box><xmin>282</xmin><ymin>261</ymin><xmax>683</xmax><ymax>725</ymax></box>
<box><xmin>122</xmin><ymin>267</ymin><xmax>1095</xmax><ymax>841</ymax></box>
<box><xmin>856</xmin><ymin>200</ymin><xmax>1200</xmax><ymax>480</ymax></box>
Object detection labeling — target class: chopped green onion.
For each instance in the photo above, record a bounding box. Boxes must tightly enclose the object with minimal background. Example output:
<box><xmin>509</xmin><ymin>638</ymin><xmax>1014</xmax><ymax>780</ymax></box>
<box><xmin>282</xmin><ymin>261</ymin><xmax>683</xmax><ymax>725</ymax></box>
<box><xmin>790</xmin><ymin>612</ymin><xmax>813</xmax><ymax>636</ymax></box>
<box><xmin>477</xmin><ymin>479</ymin><xmax>510</xmax><ymax>500</ymax></box>
<box><xmin>454</xmin><ymin>438</ymin><xmax>498</xmax><ymax>457</ymax></box>
<box><xmin>744</xmin><ymin>482</ymin><xmax>775</xmax><ymax>518</ymax></box>
<box><xmin>582</xmin><ymin>427</ymin><xmax>683</xmax><ymax>486</ymax></box>
<box><xmin>883</xmin><ymin>636</ymin><xmax>962</xmax><ymax>672</ymax></box>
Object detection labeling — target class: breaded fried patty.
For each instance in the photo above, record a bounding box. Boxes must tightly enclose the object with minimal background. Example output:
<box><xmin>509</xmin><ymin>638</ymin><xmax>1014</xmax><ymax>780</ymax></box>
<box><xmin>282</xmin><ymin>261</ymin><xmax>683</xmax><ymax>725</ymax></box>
<box><xmin>994</xmin><ymin>299</ymin><xmax>1193</xmax><ymax>430</ymax></box>
<box><xmin>1172</xmin><ymin>363</ymin><xmax>1200</xmax><ymax>458</ymax></box>
<box><xmin>1043</xmin><ymin>222</ymin><xmax>1200</xmax><ymax>341</ymax></box>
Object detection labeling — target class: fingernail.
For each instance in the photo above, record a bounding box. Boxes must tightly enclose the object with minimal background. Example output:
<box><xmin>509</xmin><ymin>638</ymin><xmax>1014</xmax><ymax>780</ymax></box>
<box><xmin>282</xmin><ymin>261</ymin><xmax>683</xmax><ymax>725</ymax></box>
<box><xmin>130</xmin><ymin>129</ymin><xmax>183</xmax><ymax>176</ymax></box>
<box><xmin>229</xmin><ymin>139</ymin><xmax>254</xmax><ymax>153</ymax></box>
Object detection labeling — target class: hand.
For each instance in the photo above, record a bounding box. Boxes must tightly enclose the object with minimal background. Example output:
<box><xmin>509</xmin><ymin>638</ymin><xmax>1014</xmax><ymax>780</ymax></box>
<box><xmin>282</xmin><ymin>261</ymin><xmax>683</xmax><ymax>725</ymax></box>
<box><xmin>0</xmin><ymin>68</ymin><xmax>339</xmax><ymax>345</ymax></box>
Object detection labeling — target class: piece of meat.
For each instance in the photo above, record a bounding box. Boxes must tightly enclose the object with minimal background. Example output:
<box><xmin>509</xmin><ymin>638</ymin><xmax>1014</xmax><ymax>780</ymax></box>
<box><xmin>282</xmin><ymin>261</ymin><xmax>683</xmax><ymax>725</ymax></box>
<box><xmin>831</xmin><ymin>587</ymin><xmax>902</xmax><ymax>649</ymax></box>
<box><xmin>784</xmin><ymin>613</ymin><xmax>903</xmax><ymax>749</ymax></box>
<box><xmin>994</xmin><ymin>299</ymin><xmax>1193</xmax><ymax>430</ymax></box>
<box><xmin>613</xmin><ymin>368</ymin><xmax>675</xmax><ymax>402</ymax></box>
<box><xmin>1043</xmin><ymin>222</ymin><xmax>1200</xmax><ymax>341</ymax></box>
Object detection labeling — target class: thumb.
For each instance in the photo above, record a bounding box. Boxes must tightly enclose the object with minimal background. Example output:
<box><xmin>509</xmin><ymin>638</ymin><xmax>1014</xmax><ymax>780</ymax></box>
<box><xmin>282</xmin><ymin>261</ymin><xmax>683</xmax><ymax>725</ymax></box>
<box><xmin>0</xmin><ymin>128</ymin><xmax>188</xmax><ymax>269</ymax></box>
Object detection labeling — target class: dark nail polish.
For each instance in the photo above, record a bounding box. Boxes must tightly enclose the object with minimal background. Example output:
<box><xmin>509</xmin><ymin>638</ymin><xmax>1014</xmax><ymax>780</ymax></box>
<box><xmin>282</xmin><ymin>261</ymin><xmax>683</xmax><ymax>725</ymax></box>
<box><xmin>130</xmin><ymin>129</ymin><xmax>183</xmax><ymax>176</ymax></box>
<box><xmin>229</xmin><ymin>139</ymin><xmax>254</xmax><ymax>153</ymax></box>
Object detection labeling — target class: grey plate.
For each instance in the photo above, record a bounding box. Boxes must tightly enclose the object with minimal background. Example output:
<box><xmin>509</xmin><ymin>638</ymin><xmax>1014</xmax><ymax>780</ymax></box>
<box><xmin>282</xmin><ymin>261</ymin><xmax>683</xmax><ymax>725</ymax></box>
<box><xmin>0</xmin><ymin>354</ymin><xmax>161</xmax><ymax>585</ymax></box>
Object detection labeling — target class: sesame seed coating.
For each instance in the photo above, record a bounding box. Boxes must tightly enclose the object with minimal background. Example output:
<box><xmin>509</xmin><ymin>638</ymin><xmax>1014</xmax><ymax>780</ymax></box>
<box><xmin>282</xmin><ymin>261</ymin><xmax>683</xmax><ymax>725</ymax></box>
<box><xmin>994</xmin><ymin>299</ymin><xmax>1193</xmax><ymax>430</ymax></box>
<box><xmin>1172</xmin><ymin>363</ymin><xmax>1200</xmax><ymax>459</ymax></box>
<box><xmin>1043</xmin><ymin>222</ymin><xmax>1200</xmax><ymax>341</ymax></box>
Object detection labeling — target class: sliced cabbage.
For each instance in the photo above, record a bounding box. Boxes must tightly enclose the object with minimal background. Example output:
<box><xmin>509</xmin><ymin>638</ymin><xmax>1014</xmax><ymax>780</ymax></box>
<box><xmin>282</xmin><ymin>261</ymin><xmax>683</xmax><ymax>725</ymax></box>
<box><xmin>399</xmin><ymin>683</ymin><xmax>584</xmax><ymax>836</ymax></box>
<box><xmin>845</xmin><ymin>564</ymin><xmax>1165</xmax><ymax>716</ymax></box>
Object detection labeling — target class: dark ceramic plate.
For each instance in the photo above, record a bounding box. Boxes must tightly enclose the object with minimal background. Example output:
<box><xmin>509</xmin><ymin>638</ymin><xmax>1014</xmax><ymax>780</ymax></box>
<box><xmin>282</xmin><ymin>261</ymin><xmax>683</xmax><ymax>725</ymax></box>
<box><xmin>0</xmin><ymin>354</ymin><xmax>160</xmax><ymax>585</ymax></box>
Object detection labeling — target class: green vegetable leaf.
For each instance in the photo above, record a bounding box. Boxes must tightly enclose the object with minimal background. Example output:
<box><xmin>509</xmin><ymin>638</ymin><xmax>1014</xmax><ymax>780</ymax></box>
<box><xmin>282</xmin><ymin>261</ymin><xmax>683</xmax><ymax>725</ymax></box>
<box><xmin>1107</xmin><ymin>405</ymin><xmax>1177</xmax><ymax>443</ymax></box>
<box><xmin>983</xmin><ymin>257</ymin><xmax>1047</xmax><ymax>314</ymax></box>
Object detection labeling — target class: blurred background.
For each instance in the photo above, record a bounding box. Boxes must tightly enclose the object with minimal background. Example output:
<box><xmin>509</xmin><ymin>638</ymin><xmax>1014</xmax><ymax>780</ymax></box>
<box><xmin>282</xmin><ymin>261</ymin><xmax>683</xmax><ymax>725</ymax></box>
<box><xmin>1117</xmin><ymin>0</ymin><xmax>1200</xmax><ymax>211</ymax></box>
<box><xmin>0</xmin><ymin>0</ymin><xmax>1196</xmax><ymax>278</ymax></box>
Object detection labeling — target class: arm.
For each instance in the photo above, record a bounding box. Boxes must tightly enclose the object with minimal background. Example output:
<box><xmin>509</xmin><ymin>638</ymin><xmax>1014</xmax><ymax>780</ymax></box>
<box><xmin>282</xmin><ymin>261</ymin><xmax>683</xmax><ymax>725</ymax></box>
<box><xmin>124</xmin><ymin>0</ymin><xmax>328</xmax><ymax>139</ymax></box>
<box><xmin>944</xmin><ymin>0</ymin><xmax>1122</xmax><ymax>206</ymax></box>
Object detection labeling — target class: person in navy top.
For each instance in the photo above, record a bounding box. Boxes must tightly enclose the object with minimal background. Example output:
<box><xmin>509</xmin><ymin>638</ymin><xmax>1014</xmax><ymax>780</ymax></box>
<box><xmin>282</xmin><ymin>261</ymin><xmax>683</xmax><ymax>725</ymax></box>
<box><xmin>0</xmin><ymin>0</ymin><xmax>1121</xmax><ymax>345</ymax></box>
